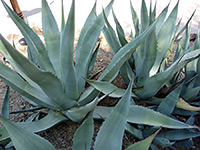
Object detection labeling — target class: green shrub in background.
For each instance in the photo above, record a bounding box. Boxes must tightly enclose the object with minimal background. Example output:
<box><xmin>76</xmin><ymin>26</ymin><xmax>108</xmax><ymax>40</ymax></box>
<box><xmin>88</xmin><ymin>0</ymin><xmax>200</xmax><ymax>149</ymax></box>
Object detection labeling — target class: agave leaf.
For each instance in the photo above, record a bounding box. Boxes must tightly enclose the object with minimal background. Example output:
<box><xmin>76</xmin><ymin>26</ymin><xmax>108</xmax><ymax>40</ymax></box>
<box><xmin>75</xmin><ymin>2</ymin><xmax>97</xmax><ymax>63</ymax></box>
<box><xmin>140</xmin><ymin>0</ymin><xmax>149</xmax><ymax>34</ymax></box>
<box><xmin>140</xmin><ymin>49</ymin><xmax>200</xmax><ymax>99</ymax></box>
<box><xmin>154</xmin><ymin>137</ymin><xmax>175</xmax><ymax>147</ymax></box>
<box><xmin>0</xmin><ymin>110</ymin><xmax>67</xmax><ymax>144</ymax></box>
<box><xmin>125</xmin><ymin>129</ymin><xmax>160</xmax><ymax>150</ymax></box>
<box><xmin>182</xmin><ymin>86</ymin><xmax>200</xmax><ymax>101</ymax></box>
<box><xmin>1</xmin><ymin>0</ymin><xmax>53</xmax><ymax>72</ymax></box>
<box><xmin>136</xmin><ymin>26</ymin><xmax>157</xmax><ymax>85</ymax></box>
<box><xmin>98</xmin><ymin>12</ymin><xmax>162</xmax><ymax>82</ymax></box>
<box><xmin>87</xmin><ymin>80</ymin><xmax>136</xmax><ymax>98</ymax></box>
<box><xmin>174</xmin><ymin>10</ymin><xmax>196</xmax><ymax>41</ymax></box>
<box><xmin>60</xmin><ymin>0</ymin><xmax>79</xmax><ymax>99</ymax></box>
<box><xmin>112</xmin><ymin>9</ymin><xmax>128</xmax><ymax>46</ymax></box>
<box><xmin>76</xmin><ymin>0</ymin><xmax>114</xmax><ymax>94</ymax></box>
<box><xmin>150</xmin><ymin>1</ymin><xmax>179</xmax><ymax>76</ymax></box>
<box><xmin>61</xmin><ymin>0</ymin><xmax>65</xmax><ymax>32</ymax></box>
<box><xmin>0</xmin><ymin>60</ymin><xmax>59</xmax><ymax>109</ymax></box>
<box><xmin>0</xmin><ymin>34</ymin><xmax>76</xmax><ymax>110</ymax></box>
<box><xmin>127</xmin><ymin>105</ymin><xmax>193</xmax><ymax>129</ymax></box>
<box><xmin>157</xmin><ymin>83</ymin><xmax>182</xmax><ymax>116</ymax></box>
<box><xmin>1</xmin><ymin>86</ymin><xmax>10</xmax><ymax>119</ymax></box>
<box><xmin>65</xmin><ymin>96</ymin><xmax>99</xmax><ymax>122</ymax></box>
<box><xmin>102</xmin><ymin>10</ymin><xmax>130</xmax><ymax>84</ymax></box>
<box><xmin>87</xmin><ymin>42</ymin><xmax>100</xmax><ymax>77</ymax></box>
<box><xmin>125</xmin><ymin>123</ymin><xmax>143</xmax><ymax>140</ymax></box>
<box><xmin>94</xmin><ymin>105</ymin><xmax>193</xmax><ymax>129</ymax></box>
<box><xmin>94</xmin><ymin>78</ymin><xmax>133</xmax><ymax>150</ymax></box>
<box><xmin>155</xmin><ymin>3</ymin><xmax>169</xmax><ymax>35</ymax></box>
<box><xmin>0</xmin><ymin>115</ymin><xmax>56</xmax><ymax>150</ymax></box>
<box><xmin>157</xmin><ymin>130</ymin><xmax>200</xmax><ymax>141</ymax></box>
<box><xmin>42</xmin><ymin>0</ymin><xmax>61</xmax><ymax>78</ymax></box>
<box><xmin>73</xmin><ymin>111</ymin><xmax>94</xmax><ymax>150</ymax></box>
<box><xmin>176</xmin><ymin>98</ymin><xmax>200</xmax><ymax>111</ymax></box>
<box><xmin>130</xmin><ymin>0</ymin><xmax>139</xmax><ymax>37</ymax></box>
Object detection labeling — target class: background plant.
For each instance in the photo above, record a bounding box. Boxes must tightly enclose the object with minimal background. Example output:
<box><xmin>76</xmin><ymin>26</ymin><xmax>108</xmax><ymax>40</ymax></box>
<box><xmin>88</xmin><ymin>0</ymin><xmax>200</xmax><ymax>149</ymax></box>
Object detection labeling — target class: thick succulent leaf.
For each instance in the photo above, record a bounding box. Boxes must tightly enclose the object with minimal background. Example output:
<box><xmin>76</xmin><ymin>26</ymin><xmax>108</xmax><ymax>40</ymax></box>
<box><xmin>157</xmin><ymin>83</ymin><xmax>182</xmax><ymax>116</ymax></box>
<box><xmin>94</xmin><ymin>105</ymin><xmax>193</xmax><ymax>129</ymax></box>
<box><xmin>0</xmin><ymin>35</ymin><xmax>75</xmax><ymax>110</ymax></box>
<box><xmin>78</xmin><ymin>86</ymin><xmax>98</xmax><ymax>105</ymax></box>
<box><xmin>87</xmin><ymin>80</ymin><xmax>136</xmax><ymax>98</ymax></box>
<box><xmin>150</xmin><ymin>1</ymin><xmax>179</xmax><ymax>76</ymax></box>
<box><xmin>154</xmin><ymin>137</ymin><xmax>175</xmax><ymax>147</ymax></box>
<box><xmin>73</xmin><ymin>111</ymin><xmax>93</xmax><ymax>150</ymax></box>
<box><xmin>1</xmin><ymin>0</ymin><xmax>53</xmax><ymax>72</ymax></box>
<box><xmin>75</xmin><ymin>2</ymin><xmax>97</xmax><ymax>63</ymax></box>
<box><xmin>140</xmin><ymin>49</ymin><xmax>200</xmax><ymax>99</ymax></box>
<box><xmin>125</xmin><ymin>129</ymin><xmax>160</xmax><ymax>150</ymax></box>
<box><xmin>65</xmin><ymin>96</ymin><xmax>99</xmax><ymax>122</ymax></box>
<box><xmin>127</xmin><ymin>105</ymin><xmax>193</xmax><ymax>129</ymax></box>
<box><xmin>157</xmin><ymin>130</ymin><xmax>200</xmax><ymax>141</ymax></box>
<box><xmin>1</xmin><ymin>86</ymin><xmax>9</xmax><ymax>119</ymax></box>
<box><xmin>0</xmin><ymin>60</ymin><xmax>59</xmax><ymax>109</ymax></box>
<box><xmin>87</xmin><ymin>43</ymin><xmax>100</xmax><ymax>77</ymax></box>
<box><xmin>42</xmin><ymin>0</ymin><xmax>61</xmax><ymax>78</ymax></box>
<box><xmin>112</xmin><ymin>9</ymin><xmax>128</xmax><ymax>46</ymax></box>
<box><xmin>0</xmin><ymin>115</ymin><xmax>56</xmax><ymax>150</ymax></box>
<box><xmin>76</xmin><ymin>0</ymin><xmax>114</xmax><ymax>94</ymax></box>
<box><xmin>174</xmin><ymin>10</ymin><xmax>196</xmax><ymax>41</ymax></box>
<box><xmin>140</xmin><ymin>0</ymin><xmax>149</xmax><ymax>34</ymax></box>
<box><xmin>0</xmin><ymin>110</ymin><xmax>67</xmax><ymax>144</ymax></box>
<box><xmin>176</xmin><ymin>98</ymin><xmax>200</xmax><ymax>111</ymax></box>
<box><xmin>130</xmin><ymin>0</ymin><xmax>139</xmax><ymax>36</ymax></box>
<box><xmin>136</xmin><ymin>27</ymin><xmax>157</xmax><ymax>85</ymax></box>
<box><xmin>94</xmin><ymin>78</ymin><xmax>133</xmax><ymax>150</ymax></box>
<box><xmin>102</xmin><ymin>11</ymin><xmax>130</xmax><ymax>84</ymax></box>
<box><xmin>182</xmin><ymin>86</ymin><xmax>200</xmax><ymax>101</ymax></box>
<box><xmin>61</xmin><ymin>0</ymin><xmax>65</xmax><ymax>32</ymax></box>
<box><xmin>155</xmin><ymin>3</ymin><xmax>169</xmax><ymax>35</ymax></box>
<box><xmin>60</xmin><ymin>0</ymin><xmax>79</xmax><ymax>99</ymax></box>
<box><xmin>98</xmin><ymin>12</ymin><xmax>162</xmax><ymax>82</ymax></box>
<box><xmin>125</xmin><ymin>123</ymin><xmax>143</xmax><ymax>140</ymax></box>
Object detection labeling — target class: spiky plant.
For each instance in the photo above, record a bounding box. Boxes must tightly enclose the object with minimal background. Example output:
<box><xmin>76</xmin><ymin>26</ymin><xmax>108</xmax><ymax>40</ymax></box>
<box><xmin>88</xmin><ymin>0</ymin><xmax>200</xmax><ymax>149</ymax></box>
<box><xmin>0</xmin><ymin>0</ymin><xmax>165</xmax><ymax>149</ymax></box>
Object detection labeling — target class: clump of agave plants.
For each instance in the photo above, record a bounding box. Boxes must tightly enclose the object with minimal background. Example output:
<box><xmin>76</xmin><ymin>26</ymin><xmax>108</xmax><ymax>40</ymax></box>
<box><xmin>0</xmin><ymin>0</ymin><xmax>200</xmax><ymax>149</ymax></box>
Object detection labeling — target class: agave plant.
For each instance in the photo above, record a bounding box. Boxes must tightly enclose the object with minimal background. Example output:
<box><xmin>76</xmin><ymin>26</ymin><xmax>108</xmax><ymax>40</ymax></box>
<box><xmin>88</xmin><ymin>0</ymin><xmax>200</xmax><ymax>149</ymax></box>
<box><xmin>0</xmin><ymin>0</ymin><xmax>165</xmax><ymax>149</ymax></box>
<box><xmin>0</xmin><ymin>0</ymin><xmax>117</xmax><ymax>149</ymax></box>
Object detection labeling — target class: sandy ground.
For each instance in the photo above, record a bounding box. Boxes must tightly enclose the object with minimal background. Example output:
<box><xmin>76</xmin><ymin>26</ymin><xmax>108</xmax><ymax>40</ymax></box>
<box><xmin>0</xmin><ymin>0</ymin><xmax>200</xmax><ymax>39</ymax></box>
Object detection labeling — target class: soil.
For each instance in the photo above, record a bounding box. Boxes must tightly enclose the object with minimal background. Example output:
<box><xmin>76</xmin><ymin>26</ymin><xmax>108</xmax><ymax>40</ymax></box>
<box><xmin>0</xmin><ymin>27</ymin><xmax>199</xmax><ymax>150</ymax></box>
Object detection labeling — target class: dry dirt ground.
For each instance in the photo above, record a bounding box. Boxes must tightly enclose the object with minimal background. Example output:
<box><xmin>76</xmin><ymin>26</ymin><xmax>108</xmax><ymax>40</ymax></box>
<box><xmin>0</xmin><ymin>27</ymin><xmax>199</xmax><ymax>150</ymax></box>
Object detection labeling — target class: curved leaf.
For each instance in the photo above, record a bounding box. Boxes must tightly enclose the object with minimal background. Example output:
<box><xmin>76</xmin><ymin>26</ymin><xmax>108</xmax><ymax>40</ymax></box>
<box><xmin>0</xmin><ymin>111</ymin><xmax>67</xmax><ymax>144</ymax></box>
<box><xmin>0</xmin><ymin>115</ymin><xmax>56</xmax><ymax>150</ymax></box>
<box><xmin>73</xmin><ymin>111</ymin><xmax>94</xmax><ymax>150</ymax></box>
<box><xmin>1</xmin><ymin>86</ymin><xmax>10</xmax><ymax>119</ymax></box>
<box><xmin>42</xmin><ymin>0</ymin><xmax>61</xmax><ymax>78</ymax></box>
<box><xmin>76</xmin><ymin>0</ymin><xmax>114</xmax><ymax>94</ymax></box>
<box><xmin>87</xmin><ymin>80</ymin><xmax>136</xmax><ymax>98</ymax></box>
<box><xmin>1</xmin><ymin>0</ymin><xmax>53</xmax><ymax>72</ymax></box>
<box><xmin>0</xmin><ymin>35</ymin><xmax>75</xmax><ymax>110</ymax></box>
<box><xmin>150</xmin><ymin>1</ymin><xmax>179</xmax><ymax>76</ymax></box>
<box><xmin>157</xmin><ymin>130</ymin><xmax>200</xmax><ymax>141</ymax></box>
<box><xmin>94</xmin><ymin>78</ymin><xmax>133</xmax><ymax>150</ymax></box>
<box><xmin>125</xmin><ymin>129</ymin><xmax>160</xmax><ymax>150</ymax></box>
<box><xmin>141</xmin><ymin>49</ymin><xmax>200</xmax><ymax>99</ymax></box>
<box><xmin>60</xmin><ymin>0</ymin><xmax>79</xmax><ymax>99</ymax></box>
<box><xmin>94</xmin><ymin>105</ymin><xmax>194</xmax><ymax>129</ymax></box>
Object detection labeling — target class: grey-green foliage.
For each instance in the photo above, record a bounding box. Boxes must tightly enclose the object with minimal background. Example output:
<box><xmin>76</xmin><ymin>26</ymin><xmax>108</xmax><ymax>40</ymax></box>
<box><xmin>89</xmin><ymin>0</ymin><xmax>200</xmax><ymax>149</ymax></box>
